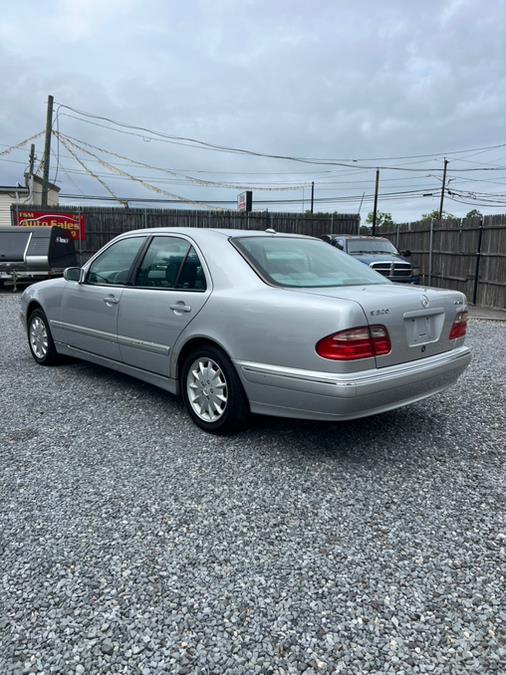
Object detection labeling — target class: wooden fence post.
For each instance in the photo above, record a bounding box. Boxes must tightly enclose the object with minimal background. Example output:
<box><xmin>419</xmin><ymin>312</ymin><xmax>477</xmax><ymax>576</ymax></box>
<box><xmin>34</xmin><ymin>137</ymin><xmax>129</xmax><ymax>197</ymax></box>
<box><xmin>472</xmin><ymin>217</ymin><xmax>484</xmax><ymax>305</ymax></box>
<box><xmin>428</xmin><ymin>219</ymin><xmax>434</xmax><ymax>287</ymax></box>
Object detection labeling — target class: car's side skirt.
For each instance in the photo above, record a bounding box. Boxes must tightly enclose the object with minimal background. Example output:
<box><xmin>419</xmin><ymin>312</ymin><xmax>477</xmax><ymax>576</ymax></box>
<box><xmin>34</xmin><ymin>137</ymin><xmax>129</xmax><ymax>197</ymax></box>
<box><xmin>55</xmin><ymin>341</ymin><xmax>179</xmax><ymax>395</ymax></box>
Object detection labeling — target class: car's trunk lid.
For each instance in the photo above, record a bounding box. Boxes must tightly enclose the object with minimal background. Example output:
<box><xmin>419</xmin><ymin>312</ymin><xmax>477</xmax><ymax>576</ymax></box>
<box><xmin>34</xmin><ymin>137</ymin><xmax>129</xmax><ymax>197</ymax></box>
<box><xmin>293</xmin><ymin>284</ymin><xmax>466</xmax><ymax>368</ymax></box>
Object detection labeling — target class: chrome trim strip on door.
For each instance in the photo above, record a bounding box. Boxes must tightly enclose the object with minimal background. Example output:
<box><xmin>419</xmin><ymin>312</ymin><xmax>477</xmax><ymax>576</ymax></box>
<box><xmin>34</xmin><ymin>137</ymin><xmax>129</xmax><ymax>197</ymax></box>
<box><xmin>117</xmin><ymin>334</ymin><xmax>170</xmax><ymax>355</ymax></box>
<box><xmin>50</xmin><ymin>320</ymin><xmax>170</xmax><ymax>355</ymax></box>
<box><xmin>51</xmin><ymin>319</ymin><xmax>117</xmax><ymax>342</ymax></box>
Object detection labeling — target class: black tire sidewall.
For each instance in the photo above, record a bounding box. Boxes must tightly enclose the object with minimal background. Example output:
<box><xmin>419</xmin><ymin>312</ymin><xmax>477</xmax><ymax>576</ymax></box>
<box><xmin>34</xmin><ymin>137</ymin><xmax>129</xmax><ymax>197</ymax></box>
<box><xmin>181</xmin><ymin>345</ymin><xmax>249</xmax><ymax>433</ymax></box>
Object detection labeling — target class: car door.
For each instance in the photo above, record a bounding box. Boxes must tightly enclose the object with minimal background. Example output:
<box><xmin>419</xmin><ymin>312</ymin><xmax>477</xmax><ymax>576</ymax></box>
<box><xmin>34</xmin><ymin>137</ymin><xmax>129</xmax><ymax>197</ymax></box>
<box><xmin>117</xmin><ymin>235</ymin><xmax>211</xmax><ymax>377</ymax></box>
<box><xmin>59</xmin><ymin>236</ymin><xmax>147</xmax><ymax>361</ymax></box>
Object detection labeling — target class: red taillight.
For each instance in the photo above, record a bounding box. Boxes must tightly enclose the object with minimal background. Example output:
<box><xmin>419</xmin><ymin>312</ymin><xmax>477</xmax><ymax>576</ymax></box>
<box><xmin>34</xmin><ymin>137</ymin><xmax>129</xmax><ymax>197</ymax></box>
<box><xmin>316</xmin><ymin>325</ymin><xmax>391</xmax><ymax>361</ymax></box>
<box><xmin>449</xmin><ymin>311</ymin><xmax>468</xmax><ymax>340</ymax></box>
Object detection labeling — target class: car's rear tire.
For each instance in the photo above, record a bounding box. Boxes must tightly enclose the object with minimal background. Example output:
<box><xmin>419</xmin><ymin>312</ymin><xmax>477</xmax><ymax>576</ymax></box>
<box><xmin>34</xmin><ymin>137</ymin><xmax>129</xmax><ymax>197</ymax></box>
<box><xmin>181</xmin><ymin>345</ymin><xmax>250</xmax><ymax>434</ymax></box>
<box><xmin>27</xmin><ymin>308</ymin><xmax>61</xmax><ymax>366</ymax></box>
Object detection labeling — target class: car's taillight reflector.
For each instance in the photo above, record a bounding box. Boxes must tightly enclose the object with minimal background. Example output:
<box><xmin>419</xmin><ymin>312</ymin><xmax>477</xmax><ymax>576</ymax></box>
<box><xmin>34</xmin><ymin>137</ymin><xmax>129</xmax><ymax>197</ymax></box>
<box><xmin>449</xmin><ymin>311</ymin><xmax>468</xmax><ymax>340</ymax></box>
<box><xmin>316</xmin><ymin>325</ymin><xmax>391</xmax><ymax>361</ymax></box>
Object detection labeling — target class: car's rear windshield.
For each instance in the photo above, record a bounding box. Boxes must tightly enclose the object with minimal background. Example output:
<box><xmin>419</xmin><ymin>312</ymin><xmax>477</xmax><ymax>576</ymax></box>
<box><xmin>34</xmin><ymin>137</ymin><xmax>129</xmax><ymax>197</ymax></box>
<box><xmin>232</xmin><ymin>236</ymin><xmax>389</xmax><ymax>288</ymax></box>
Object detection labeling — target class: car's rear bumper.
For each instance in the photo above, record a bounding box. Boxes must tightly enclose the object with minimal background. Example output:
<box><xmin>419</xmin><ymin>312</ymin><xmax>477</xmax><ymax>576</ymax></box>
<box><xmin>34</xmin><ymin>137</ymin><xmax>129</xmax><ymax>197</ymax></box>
<box><xmin>235</xmin><ymin>345</ymin><xmax>471</xmax><ymax>420</ymax></box>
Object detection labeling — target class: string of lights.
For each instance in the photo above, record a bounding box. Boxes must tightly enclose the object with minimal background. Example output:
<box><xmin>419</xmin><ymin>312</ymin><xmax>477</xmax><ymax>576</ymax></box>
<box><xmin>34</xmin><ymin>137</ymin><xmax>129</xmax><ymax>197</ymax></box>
<box><xmin>56</xmin><ymin>132</ymin><xmax>224</xmax><ymax>210</ymax></box>
<box><xmin>55</xmin><ymin>132</ymin><xmax>310</xmax><ymax>191</ymax></box>
<box><xmin>58</xmin><ymin>135</ymin><xmax>126</xmax><ymax>205</ymax></box>
<box><xmin>0</xmin><ymin>131</ymin><xmax>44</xmax><ymax>158</ymax></box>
<box><xmin>3</xmin><ymin>102</ymin><xmax>506</xmax><ymax>216</ymax></box>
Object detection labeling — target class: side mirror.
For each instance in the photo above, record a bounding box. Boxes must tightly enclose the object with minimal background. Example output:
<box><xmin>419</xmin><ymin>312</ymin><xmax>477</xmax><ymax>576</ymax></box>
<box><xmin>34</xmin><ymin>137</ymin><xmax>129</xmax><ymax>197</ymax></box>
<box><xmin>401</xmin><ymin>249</ymin><xmax>411</xmax><ymax>258</ymax></box>
<box><xmin>63</xmin><ymin>267</ymin><xmax>82</xmax><ymax>282</ymax></box>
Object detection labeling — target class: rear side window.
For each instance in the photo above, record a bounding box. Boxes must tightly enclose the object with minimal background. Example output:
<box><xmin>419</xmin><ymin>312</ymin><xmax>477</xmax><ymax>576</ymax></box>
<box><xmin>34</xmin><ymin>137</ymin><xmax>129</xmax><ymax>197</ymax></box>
<box><xmin>232</xmin><ymin>236</ymin><xmax>389</xmax><ymax>288</ymax></box>
<box><xmin>135</xmin><ymin>237</ymin><xmax>207</xmax><ymax>291</ymax></box>
<box><xmin>87</xmin><ymin>237</ymin><xmax>145</xmax><ymax>285</ymax></box>
<box><xmin>176</xmin><ymin>246</ymin><xmax>207</xmax><ymax>290</ymax></box>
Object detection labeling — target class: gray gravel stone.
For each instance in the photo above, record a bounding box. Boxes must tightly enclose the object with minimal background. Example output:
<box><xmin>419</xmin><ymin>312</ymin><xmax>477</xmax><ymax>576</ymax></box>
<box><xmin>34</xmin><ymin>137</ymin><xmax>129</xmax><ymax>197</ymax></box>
<box><xmin>0</xmin><ymin>294</ymin><xmax>505</xmax><ymax>674</ymax></box>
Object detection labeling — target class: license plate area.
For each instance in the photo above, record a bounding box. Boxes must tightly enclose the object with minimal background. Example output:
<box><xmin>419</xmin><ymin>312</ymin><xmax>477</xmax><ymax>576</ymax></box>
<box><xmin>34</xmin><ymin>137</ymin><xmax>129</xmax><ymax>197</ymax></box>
<box><xmin>404</xmin><ymin>311</ymin><xmax>445</xmax><ymax>346</ymax></box>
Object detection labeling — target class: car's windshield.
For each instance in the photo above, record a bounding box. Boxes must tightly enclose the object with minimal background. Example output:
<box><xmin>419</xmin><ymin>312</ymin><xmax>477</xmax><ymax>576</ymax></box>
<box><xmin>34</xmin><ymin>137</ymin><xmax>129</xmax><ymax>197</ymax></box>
<box><xmin>233</xmin><ymin>236</ymin><xmax>389</xmax><ymax>288</ymax></box>
<box><xmin>347</xmin><ymin>239</ymin><xmax>398</xmax><ymax>255</ymax></box>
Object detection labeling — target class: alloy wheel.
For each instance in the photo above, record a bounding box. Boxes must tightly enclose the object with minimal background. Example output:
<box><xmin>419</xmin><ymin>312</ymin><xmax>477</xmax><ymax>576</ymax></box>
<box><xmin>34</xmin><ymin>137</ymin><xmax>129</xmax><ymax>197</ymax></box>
<box><xmin>29</xmin><ymin>316</ymin><xmax>49</xmax><ymax>360</ymax></box>
<box><xmin>186</xmin><ymin>357</ymin><xmax>228</xmax><ymax>423</ymax></box>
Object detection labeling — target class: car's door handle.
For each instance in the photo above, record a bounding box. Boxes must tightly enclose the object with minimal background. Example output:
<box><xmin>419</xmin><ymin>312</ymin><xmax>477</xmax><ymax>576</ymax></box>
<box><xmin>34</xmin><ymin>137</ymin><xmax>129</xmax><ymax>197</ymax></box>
<box><xmin>169</xmin><ymin>302</ymin><xmax>191</xmax><ymax>314</ymax></box>
<box><xmin>103</xmin><ymin>294</ymin><xmax>119</xmax><ymax>305</ymax></box>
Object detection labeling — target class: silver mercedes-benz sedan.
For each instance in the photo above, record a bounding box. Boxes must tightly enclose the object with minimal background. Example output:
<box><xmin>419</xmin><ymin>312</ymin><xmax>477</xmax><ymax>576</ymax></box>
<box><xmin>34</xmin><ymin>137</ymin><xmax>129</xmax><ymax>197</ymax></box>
<box><xmin>21</xmin><ymin>228</ymin><xmax>471</xmax><ymax>433</ymax></box>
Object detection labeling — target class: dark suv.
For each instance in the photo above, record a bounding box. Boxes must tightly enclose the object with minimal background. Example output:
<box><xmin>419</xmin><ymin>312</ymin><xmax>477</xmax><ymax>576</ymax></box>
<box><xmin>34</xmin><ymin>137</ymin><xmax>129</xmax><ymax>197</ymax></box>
<box><xmin>321</xmin><ymin>234</ymin><xmax>420</xmax><ymax>284</ymax></box>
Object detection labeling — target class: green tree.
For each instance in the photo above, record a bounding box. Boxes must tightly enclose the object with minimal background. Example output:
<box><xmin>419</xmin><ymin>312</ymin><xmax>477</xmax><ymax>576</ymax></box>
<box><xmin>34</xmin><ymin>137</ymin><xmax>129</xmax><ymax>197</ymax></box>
<box><xmin>465</xmin><ymin>209</ymin><xmax>482</xmax><ymax>219</ymax></box>
<box><xmin>365</xmin><ymin>211</ymin><xmax>394</xmax><ymax>229</ymax></box>
<box><xmin>420</xmin><ymin>209</ymin><xmax>455</xmax><ymax>223</ymax></box>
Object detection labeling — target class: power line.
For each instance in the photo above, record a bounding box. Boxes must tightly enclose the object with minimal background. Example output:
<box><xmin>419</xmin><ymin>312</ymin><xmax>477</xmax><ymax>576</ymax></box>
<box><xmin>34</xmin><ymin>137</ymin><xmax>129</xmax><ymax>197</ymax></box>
<box><xmin>447</xmin><ymin>194</ymin><xmax>506</xmax><ymax>207</ymax></box>
<box><xmin>53</xmin><ymin>115</ymin><xmax>506</xmax><ymax>171</ymax></box>
<box><xmin>56</xmin><ymin>102</ymin><xmax>506</xmax><ymax>163</ymax></box>
<box><xmin>58</xmin><ymin>187</ymin><xmax>437</xmax><ymax>206</ymax></box>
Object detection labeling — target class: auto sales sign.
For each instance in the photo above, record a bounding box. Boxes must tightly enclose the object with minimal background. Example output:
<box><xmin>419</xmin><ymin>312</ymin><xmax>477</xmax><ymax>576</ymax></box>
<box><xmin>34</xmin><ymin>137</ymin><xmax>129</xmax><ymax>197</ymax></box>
<box><xmin>14</xmin><ymin>210</ymin><xmax>86</xmax><ymax>241</ymax></box>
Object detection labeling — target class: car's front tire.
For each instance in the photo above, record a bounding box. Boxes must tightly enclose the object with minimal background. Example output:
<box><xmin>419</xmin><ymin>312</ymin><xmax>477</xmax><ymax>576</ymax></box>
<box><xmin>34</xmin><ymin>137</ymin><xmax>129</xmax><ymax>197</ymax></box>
<box><xmin>181</xmin><ymin>345</ymin><xmax>250</xmax><ymax>434</ymax></box>
<box><xmin>27</xmin><ymin>308</ymin><xmax>61</xmax><ymax>366</ymax></box>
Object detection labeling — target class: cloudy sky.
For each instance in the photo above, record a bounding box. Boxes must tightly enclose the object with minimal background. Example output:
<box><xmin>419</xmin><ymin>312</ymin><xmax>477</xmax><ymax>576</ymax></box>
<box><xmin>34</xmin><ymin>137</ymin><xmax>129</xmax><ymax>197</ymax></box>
<box><xmin>1</xmin><ymin>0</ymin><xmax>506</xmax><ymax>221</ymax></box>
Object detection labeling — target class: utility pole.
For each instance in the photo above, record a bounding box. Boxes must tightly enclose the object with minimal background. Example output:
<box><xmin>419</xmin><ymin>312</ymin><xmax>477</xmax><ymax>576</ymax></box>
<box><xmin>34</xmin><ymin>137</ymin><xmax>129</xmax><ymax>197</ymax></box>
<box><xmin>28</xmin><ymin>144</ymin><xmax>35</xmax><ymax>176</ymax></box>
<box><xmin>27</xmin><ymin>143</ymin><xmax>36</xmax><ymax>204</ymax></box>
<box><xmin>310</xmin><ymin>181</ymin><xmax>314</xmax><ymax>214</ymax></box>
<box><xmin>372</xmin><ymin>169</ymin><xmax>380</xmax><ymax>236</ymax></box>
<box><xmin>438</xmin><ymin>157</ymin><xmax>449</xmax><ymax>222</ymax></box>
<box><xmin>357</xmin><ymin>191</ymin><xmax>365</xmax><ymax>234</ymax></box>
<box><xmin>41</xmin><ymin>94</ymin><xmax>54</xmax><ymax>207</ymax></box>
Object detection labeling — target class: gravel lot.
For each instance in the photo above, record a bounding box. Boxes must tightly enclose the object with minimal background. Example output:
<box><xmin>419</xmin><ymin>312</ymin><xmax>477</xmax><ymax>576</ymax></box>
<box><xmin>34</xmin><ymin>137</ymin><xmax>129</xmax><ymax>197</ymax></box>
<box><xmin>0</xmin><ymin>293</ymin><xmax>504</xmax><ymax>674</ymax></box>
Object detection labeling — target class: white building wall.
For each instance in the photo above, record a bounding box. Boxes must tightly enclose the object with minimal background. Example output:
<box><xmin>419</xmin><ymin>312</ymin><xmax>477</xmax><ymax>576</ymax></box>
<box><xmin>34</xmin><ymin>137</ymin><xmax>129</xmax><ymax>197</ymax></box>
<box><xmin>31</xmin><ymin>180</ymin><xmax>59</xmax><ymax>206</ymax></box>
<box><xmin>0</xmin><ymin>192</ymin><xmax>29</xmax><ymax>227</ymax></box>
<box><xmin>0</xmin><ymin>183</ymin><xmax>60</xmax><ymax>226</ymax></box>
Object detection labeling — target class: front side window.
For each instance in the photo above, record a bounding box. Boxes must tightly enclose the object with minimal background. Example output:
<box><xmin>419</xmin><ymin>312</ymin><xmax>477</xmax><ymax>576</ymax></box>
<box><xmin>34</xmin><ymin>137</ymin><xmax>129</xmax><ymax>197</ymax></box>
<box><xmin>232</xmin><ymin>236</ymin><xmax>389</xmax><ymax>288</ymax></box>
<box><xmin>87</xmin><ymin>237</ymin><xmax>145</xmax><ymax>285</ymax></box>
<box><xmin>135</xmin><ymin>237</ymin><xmax>207</xmax><ymax>291</ymax></box>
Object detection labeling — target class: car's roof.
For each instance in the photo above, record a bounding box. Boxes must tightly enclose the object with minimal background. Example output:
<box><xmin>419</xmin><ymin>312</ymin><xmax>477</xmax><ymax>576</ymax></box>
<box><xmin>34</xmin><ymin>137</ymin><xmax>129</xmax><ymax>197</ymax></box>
<box><xmin>119</xmin><ymin>227</ymin><xmax>316</xmax><ymax>239</ymax></box>
<box><xmin>325</xmin><ymin>234</ymin><xmax>389</xmax><ymax>241</ymax></box>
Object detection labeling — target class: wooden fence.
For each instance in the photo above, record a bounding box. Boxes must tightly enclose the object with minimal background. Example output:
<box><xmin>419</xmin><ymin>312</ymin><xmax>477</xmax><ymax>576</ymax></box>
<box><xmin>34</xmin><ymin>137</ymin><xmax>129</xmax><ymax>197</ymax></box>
<box><xmin>381</xmin><ymin>215</ymin><xmax>506</xmax><ymax>309</ymax></box>
<box><xmin>11</xmin><ymin>205</ymin><xmax>359</xmax><ymax>261</ymax></box>
<box><xmin>10</xmin><ymin>205</ymin><xmax>505</xmax><ymax>308</ymax></box>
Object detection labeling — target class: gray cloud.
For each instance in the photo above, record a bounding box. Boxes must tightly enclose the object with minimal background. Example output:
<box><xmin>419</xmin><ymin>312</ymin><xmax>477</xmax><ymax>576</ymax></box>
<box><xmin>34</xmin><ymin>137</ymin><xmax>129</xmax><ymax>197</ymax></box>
<box><xmin>2</xmin><ymin>0</ymin><xmax>506</xmax><ymax>220</ymax></box>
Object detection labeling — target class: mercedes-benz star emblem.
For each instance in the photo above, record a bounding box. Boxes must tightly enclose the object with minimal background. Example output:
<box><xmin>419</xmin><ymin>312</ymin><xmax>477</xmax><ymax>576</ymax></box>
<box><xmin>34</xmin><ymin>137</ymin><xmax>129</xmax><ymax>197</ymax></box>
<box><xmin>421</xmin><ymin>294</ymin><xmax>430</xmax><ymax>308</ymax></box>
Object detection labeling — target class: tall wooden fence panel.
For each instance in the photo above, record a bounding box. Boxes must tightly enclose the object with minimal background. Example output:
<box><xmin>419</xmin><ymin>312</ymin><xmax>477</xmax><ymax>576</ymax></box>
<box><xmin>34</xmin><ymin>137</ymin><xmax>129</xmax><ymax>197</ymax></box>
<box><xmin>10</xmin><ymin>205</ymin><xmax>505</xmax><ymax>308</ymax></box>
<box><xmin>478</xmin><ymin>215</ymin><xmax>506</xmax><ymax>309</ymax></box>
<box><xmin>12</xmin><ymin>205</ymin><xmax>359</xmax><ymax>262</ymax></box>
<box><xmin>381</xmin><ymin>215</ymin><xmax>505</xmax><ymax>309</ymax></box>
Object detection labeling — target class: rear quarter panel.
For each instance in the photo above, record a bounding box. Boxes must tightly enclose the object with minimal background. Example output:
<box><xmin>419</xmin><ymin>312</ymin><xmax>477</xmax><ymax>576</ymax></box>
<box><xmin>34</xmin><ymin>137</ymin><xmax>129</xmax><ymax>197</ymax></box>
<box><xmin>171</xmin><ymin>286</ymin><xmax>376</xmax><ymax>376</ymax></box>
